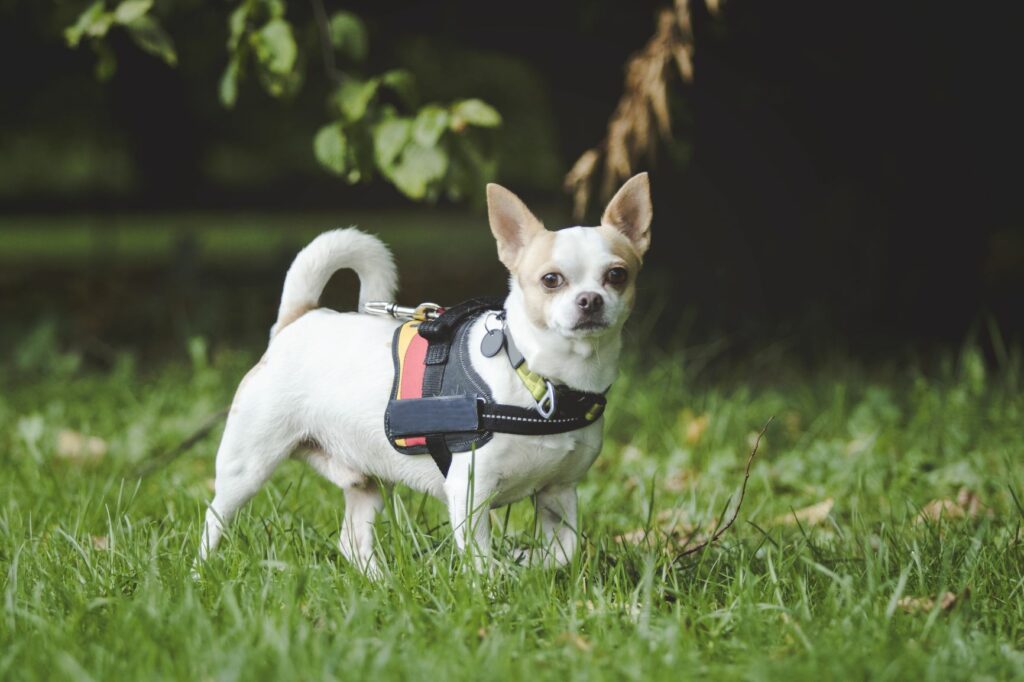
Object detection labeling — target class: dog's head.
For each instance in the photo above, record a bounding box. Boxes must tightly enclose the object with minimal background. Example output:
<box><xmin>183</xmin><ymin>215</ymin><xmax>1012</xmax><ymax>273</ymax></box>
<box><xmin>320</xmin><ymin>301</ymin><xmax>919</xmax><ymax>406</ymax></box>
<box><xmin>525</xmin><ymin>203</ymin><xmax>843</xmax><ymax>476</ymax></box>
<box><xmin>487</xmin><ymin>173</ymin><xmax>652</xmax><ymax>339</ymax></box>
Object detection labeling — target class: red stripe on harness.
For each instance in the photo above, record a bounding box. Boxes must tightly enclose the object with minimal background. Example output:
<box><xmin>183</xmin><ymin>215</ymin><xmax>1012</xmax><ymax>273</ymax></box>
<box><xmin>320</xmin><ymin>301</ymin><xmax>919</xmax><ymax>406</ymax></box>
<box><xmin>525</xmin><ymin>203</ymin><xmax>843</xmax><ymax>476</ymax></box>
<box><xmin>398</xmin><ymin>332</ymin><xmax>428</xmax><ymax>445</ymax></box>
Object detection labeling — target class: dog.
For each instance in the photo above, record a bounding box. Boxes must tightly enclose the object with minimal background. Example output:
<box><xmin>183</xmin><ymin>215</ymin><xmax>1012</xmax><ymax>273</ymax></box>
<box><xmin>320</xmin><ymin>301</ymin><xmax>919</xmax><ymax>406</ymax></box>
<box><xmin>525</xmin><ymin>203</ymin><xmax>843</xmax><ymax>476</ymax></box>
<box><xmin>196</xmin><ymin>173</ymin><xmax>652</xmax><ymax>574</ymax></box>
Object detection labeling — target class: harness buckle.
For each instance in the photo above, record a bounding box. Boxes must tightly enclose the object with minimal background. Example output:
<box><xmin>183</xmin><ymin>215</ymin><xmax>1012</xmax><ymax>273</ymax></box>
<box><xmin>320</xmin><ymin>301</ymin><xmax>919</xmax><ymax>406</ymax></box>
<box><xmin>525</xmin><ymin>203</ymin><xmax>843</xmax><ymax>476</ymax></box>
<box><xmin>535</xmin><ymin>380</ymin><xmax>557</xmax><ymax>419</ymax></box>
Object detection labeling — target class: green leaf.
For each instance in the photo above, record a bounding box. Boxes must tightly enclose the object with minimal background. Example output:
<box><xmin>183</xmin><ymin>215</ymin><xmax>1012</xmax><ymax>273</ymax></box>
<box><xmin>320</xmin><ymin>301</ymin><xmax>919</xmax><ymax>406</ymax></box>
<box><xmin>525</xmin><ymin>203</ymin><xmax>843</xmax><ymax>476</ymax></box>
<box><xmin>266</xmin><ymin>0</ymin><xmax>286</xmax><ymax>19</ymax></box>
<box><xmin>64</xmin><ymin>2</ymin><xmax>111</xmax><ymax>47</ymax></box>
<box><xmin>255</xmin><ymin>18</ymin><xmax>297</xmax><ymax>75</ymax></box>
<box><xmin>125</xmin><ymin>16</ymin><xmax>177</xmax><ymax>66</ymax></box>
<box><xmin>373</xmin><ymin>117</ymin><xmax>412</xmax><ymax>169</ymax></box>
<box><xmin>314</xmin><ymin>124</ymin><xmax>348</xmax><ymax>176</ymax></box>
<box><xmin>113</xmin><ymin>0</ymin><xmax>153</xmax><ymax>25</ymax></box>
<box><xmin>451</xmin><ymin>99</ymin><xmax>502</xmax><ymax>129</ymax></box>
<box><xmin>219</xmin><ymin>57</ymin><xmax>240</xmax><ymax>108</ymax></box>
<box><xmin>328</xmin><ymin>11</ymin><xmax>368</xmax><ymax>63</ymax></box>
<box><xmin>333</xmin><ymin>79</ymin><xmax>379</xmax><ymax>122</ymax></box>
<box><xmin>93</xmin><ymin>40</ymin><xmax>117</xmax><ymax>81</ymax></box>
<box><xmin>412</xmin><ymin>105</ymin><xmax>449</xmax><ymax>147</ymax></box>
<box><xmin>378</xmin><ymin>69</ymin><xmax>416</xmax><ymax>106</ymax></box>
<box><xmin>227</xmin><ymin>4</ymin><xmax>250</xmax><ymax>51</ymax></box>
<box><xmin>386</xmin><ymin>142</ymin><xmax>448</xmax><ymax>200</ymax></box>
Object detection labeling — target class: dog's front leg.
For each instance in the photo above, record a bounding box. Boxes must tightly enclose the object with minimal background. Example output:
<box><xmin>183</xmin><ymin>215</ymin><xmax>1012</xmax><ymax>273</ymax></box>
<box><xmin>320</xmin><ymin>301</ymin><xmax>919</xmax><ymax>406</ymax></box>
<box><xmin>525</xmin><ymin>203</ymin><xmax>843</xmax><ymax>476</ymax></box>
<box><xmin>531</xmin><ymin>484</ymin><xmax>579</xmax><ymax>567</ymax></box>
<box><xmin>444</xmin><ymin>458</ymin><xmax>493</xmax><ymax>570</ymax></box>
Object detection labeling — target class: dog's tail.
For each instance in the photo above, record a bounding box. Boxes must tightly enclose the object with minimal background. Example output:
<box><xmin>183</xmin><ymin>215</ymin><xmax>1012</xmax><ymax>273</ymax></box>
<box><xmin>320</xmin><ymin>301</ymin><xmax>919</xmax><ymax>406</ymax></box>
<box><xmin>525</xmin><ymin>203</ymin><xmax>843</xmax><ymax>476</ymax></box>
<box><xmin>271</xmin><ymin>228</ymin><xmax>398</xmax><ymax>338</ymax></box>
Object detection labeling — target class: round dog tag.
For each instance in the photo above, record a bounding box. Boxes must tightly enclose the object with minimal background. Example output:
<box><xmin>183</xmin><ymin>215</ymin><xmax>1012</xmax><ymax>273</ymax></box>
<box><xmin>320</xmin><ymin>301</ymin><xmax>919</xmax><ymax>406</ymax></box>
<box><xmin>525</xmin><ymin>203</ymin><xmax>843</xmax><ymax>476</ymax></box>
<box><xmin>480</xmin><ymin>328</ymin><xmax>505</xmax><ymax>357</ymax></box>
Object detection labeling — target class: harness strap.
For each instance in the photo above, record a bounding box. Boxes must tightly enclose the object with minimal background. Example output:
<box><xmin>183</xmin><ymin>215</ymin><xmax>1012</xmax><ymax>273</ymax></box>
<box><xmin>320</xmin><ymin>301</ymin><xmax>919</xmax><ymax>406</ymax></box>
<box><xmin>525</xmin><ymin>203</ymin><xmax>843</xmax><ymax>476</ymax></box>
<box><xmin>418</xmin><ymin>296</ymin><xmax>503</xmax><ymax>341</ymax></box>
<box><xmin>384</xmin><ymin>296</ymin><xmax>609</xmax><ymax>478</ymax></box>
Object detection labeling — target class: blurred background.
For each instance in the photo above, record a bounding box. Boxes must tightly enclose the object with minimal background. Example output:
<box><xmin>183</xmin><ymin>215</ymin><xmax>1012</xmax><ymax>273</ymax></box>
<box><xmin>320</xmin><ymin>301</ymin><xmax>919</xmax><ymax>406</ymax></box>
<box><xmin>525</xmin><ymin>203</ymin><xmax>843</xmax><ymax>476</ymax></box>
<box><xmin>2</xmin><ymin>0</ymin><xmax>1021</xmax><ymax>365</ymax></box>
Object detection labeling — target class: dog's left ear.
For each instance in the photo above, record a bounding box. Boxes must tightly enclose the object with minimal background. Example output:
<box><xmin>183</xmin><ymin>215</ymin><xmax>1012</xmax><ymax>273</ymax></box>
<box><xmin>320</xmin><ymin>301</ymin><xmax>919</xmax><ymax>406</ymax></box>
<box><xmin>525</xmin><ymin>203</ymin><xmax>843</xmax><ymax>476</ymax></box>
<box><xmin>601</xmin><ymin>172</ymin><xmax>653</xmax><ymax>256</ymax></box>
<box><xmin>487</xmin><ymin>183</ymin><xmax>545</xmax><ymax>270</ymax></box>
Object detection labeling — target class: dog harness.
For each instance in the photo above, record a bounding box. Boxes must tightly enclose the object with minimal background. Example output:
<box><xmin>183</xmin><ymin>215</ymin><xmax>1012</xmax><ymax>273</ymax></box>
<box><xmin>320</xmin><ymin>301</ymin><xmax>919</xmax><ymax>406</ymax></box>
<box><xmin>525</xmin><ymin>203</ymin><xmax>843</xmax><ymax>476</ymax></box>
<box><xmin>381</xmin><ymin>297</ymin><xmax>608</xmax><ymax>476</ymax></box>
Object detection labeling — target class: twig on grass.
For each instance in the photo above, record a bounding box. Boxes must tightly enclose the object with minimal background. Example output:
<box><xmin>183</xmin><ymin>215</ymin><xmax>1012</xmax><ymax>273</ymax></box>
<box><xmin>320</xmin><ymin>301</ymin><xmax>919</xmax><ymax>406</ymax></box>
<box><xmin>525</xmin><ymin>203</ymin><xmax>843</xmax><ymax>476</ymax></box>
<box><xmin>675</xmin><ymin>416</ymin><xmax>773</xmax><ymax>558</ymax></box>
<box><xmin>134</xmin><ymin>407</ymin><xmax>229</xmax><ymax>478</ymax></box>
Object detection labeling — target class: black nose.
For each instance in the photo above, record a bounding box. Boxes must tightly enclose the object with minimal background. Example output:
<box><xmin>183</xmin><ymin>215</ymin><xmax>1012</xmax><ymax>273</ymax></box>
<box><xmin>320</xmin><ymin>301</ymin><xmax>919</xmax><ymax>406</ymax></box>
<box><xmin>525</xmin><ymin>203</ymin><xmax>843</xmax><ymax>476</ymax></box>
<box><xmin>576</xmin><ymin>292</ymin><xmax>604</xmax><ymax>312</ymax></box>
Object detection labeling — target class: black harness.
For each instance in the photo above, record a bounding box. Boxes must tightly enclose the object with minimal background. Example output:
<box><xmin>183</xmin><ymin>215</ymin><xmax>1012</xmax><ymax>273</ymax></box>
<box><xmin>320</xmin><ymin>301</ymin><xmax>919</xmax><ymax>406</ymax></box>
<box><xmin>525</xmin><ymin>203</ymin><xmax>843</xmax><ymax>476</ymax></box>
<box><xmin>383</xmin><ymin>297</ymin><xmax>608</xmax><ymax>475</ymax></box>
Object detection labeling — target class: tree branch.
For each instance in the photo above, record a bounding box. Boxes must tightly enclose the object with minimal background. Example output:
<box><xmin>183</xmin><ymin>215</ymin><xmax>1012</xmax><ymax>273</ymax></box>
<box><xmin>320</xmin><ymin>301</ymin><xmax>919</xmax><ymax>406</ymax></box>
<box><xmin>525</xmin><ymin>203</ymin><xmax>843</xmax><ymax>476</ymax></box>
<box><xmin>309</xmin><ymin>0</ymin><xmax>343</xmax><ymax>84</ymax></box>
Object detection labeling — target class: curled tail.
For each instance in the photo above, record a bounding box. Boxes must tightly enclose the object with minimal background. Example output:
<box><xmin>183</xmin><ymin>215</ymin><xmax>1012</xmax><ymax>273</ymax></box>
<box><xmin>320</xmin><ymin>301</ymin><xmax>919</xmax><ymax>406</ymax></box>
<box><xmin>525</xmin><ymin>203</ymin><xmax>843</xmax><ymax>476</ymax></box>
<box><xmin>271</xmin><ymin>228</ymin><xmax>398</xmax><ymax>338</ymax></box>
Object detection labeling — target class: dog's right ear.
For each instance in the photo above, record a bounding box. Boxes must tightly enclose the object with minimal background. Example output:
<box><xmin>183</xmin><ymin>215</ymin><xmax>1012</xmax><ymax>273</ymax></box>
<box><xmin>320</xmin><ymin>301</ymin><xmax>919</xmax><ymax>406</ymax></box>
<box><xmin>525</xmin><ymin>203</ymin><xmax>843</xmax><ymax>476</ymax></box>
<box><xmin>486</xmin><ymin>183</ymin><xmax>545</xmax><ymax>270</ymax></box>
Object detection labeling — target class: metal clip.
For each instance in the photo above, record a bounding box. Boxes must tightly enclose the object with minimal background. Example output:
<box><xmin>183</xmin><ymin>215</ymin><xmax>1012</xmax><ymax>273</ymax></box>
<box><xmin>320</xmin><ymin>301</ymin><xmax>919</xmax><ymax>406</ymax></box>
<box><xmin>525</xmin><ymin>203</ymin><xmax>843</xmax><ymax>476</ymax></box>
<box><xmin>535</xmin><ymin>380</ymin><xmax>557</xmax><ymax>419</ymax></box>
<box><xmin>363</xmin><ymin>301</ymin><xmax>442</xmax><ymax>321</ymax></box>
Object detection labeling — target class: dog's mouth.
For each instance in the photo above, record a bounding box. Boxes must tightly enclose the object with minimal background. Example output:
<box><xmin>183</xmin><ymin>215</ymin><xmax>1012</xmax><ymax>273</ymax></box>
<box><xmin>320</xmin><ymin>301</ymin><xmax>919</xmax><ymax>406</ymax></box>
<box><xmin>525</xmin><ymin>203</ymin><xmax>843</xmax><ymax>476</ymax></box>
<box><xmin>571</xmin><ymin>318</ymin><xmax>610</xmax><ymax>335</ymax></box>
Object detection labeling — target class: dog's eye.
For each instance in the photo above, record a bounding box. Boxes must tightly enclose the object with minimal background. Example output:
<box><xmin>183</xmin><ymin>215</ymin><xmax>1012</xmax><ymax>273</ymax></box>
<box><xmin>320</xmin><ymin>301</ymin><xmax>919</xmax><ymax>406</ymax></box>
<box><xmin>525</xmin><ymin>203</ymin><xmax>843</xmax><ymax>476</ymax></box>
<box><xmin>606</xmin><ymin>267</ymin><xmax>628</xmax><ymax>285</ymax></box>
<box><xmin>541</xmin><ymin>272</ymin><xmax>564</xmax><ymax>289</ymax></box>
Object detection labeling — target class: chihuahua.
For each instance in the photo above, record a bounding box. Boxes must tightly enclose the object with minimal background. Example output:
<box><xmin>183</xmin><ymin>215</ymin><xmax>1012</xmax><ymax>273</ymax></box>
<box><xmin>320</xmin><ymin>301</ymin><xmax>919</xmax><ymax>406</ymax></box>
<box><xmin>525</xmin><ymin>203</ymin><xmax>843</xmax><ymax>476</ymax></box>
<box><xmin>196</xmin><ymin>173</ymin><xmax>652</xmax><ymax>574</ymax></box>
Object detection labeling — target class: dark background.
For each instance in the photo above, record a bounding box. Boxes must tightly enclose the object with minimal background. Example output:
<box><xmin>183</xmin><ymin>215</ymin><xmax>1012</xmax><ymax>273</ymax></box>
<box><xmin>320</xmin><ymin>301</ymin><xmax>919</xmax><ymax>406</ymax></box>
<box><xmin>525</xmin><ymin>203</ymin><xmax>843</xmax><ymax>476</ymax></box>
<box><xmin>2</xmin><ymin>0</ymin><xmax>1021</xmax><ymax>359</ymax></box>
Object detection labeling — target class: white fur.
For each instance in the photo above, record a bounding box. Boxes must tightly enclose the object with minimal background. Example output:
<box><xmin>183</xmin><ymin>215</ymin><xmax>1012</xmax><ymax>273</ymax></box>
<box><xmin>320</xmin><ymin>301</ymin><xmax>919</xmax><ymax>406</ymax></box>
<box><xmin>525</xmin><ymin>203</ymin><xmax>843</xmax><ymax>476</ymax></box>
<box><xmin>197</xmin><ymin>225</ymin><xmax>630</xmax><ymax>575</ymax></box>
<box><xmin>271</xmin><ymin>228</ymin><xmax>398</xmax><ymax>337</ymax></box>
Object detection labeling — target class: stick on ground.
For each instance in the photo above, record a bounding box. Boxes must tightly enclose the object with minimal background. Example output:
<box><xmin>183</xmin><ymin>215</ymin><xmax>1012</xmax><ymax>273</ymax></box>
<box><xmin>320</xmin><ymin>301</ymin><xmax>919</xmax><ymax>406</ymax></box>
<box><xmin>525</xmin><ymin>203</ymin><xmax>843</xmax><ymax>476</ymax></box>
<box><xmin>675</xmin><ymin>416</ymin><xmax>773</xmax><ymax>558</ymax></box>
<box><xmin>134</xmin><ymin>407</ymin><xmax>229</xmax><ymax>477</ymax></box>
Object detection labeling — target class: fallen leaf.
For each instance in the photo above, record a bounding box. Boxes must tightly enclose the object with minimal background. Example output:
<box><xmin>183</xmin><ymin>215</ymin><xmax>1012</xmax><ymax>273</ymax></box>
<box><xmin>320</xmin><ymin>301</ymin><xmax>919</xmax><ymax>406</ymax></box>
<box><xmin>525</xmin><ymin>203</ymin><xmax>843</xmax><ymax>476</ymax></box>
<box><xmin>956</xmin><ymin>488</ymin><xmax>986</xmax><ymax>518</ymax></box>
<box><xmin>685</xmin><ymin>413</ymin><xmax>710</xmax><ymax>445</ymax></box>
<box><xmin>555</xmin><ymin>632</ymin><xmax>592</xmax><ymax>652</ymax></box>
<box><xmin>663</xmin><ymin>468</ymin><xmax>697</xmax><ymax>493</ymax></box>
<box><xmin>897</xmin><ymin>590</ymin><xmax>966</xmax><ymax>614</ymax></box>
<box><xmin>56</xmin><ymin>429</ymin><xmax>108</xmax><ymax>463</ymax></box>
<box><xmin>774</xmin><ymin>498</ymin><xmax>834</xmax><ymax>526</ymax></box>
<box><xmin>615</xmin><ymin>509</ymin><xmax>709</xmax><ymax>551</ymax></box>
<box><xmin>916</xmin><ymin>499</ymin><xmax>964</xmax><ymax>524</ymax></box>
<box><xmin>916</xmin><ymin>488</ymin><xmax>989</xmax><ymax>525</ymax></box>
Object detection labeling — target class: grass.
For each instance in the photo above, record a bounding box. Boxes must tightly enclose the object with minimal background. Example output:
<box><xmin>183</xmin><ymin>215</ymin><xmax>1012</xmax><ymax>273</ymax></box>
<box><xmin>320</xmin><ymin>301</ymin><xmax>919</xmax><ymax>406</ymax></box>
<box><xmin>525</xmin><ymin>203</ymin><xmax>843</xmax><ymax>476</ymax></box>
<box><xmin>1</xmin><ymin>327</ymin><xmax>1023</xmax><ymax>681</ymax></box>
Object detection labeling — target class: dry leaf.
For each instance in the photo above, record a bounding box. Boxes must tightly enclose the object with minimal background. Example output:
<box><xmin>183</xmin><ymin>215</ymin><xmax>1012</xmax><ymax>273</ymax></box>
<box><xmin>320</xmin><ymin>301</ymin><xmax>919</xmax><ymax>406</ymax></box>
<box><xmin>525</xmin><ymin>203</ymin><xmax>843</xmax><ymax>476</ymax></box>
<box><xmin>555</xmin><ymin>632</ymin><xmax>592</xmax><ymax>652</ymax></box>
<box><xmin>564</xmin><ymin>3</ymin><xmax>698</xmax><ymax>219</ymax></box>
<box><xmin>956</xmin><ymin>488</ymin><xmax>986</xmax><ymax>518</ymax></box>
<box><xmin>916</xmin><ymin>499</ymin><xmax>964</xmax><ymax>524</ymax></box>
<box><xmin>90</xmin><ymin>535</ymin><xmax>110</xmax><ymax>550</ymax></box>
<box><xmin>663</xmin><ymin>468</ymin><xmax>697</xmax><ymax>493</ymax></box>
<box><xmin>916</xmin><ymin>488</ymin><xmax>988</xmax><ymax>524</ymax></box>
<box><xmin>897</xmin><ymin>590</ymin><xmax>965</xmax><ymax>614</ymax></box>
<box><xmin>615</xmin><ymin>508</ymin><xmax>708</xmax><ymax>551</ymax></box>
<box><xmin>684</xmin><ymin>413</ymin><xmax>710</xmax><ymax>445</ymax></box>
<box><xmin>774</xmin><ymin>498</ymin><xmax>834</xmax><ymax>526</ymax></box>
<box><xmin>56</xmin><ymin>429</ymin><xmax>108</xmax><ymax>463</ymax></box>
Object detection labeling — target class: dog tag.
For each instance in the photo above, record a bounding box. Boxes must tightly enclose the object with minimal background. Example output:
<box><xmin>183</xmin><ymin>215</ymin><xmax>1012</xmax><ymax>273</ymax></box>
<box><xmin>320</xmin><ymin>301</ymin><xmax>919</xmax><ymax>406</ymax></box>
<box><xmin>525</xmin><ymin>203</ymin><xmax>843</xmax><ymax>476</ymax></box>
<box><xmin>480</xmin><ymin>328</ymin><xmax>505</xmax><ymax>357</ymax></box>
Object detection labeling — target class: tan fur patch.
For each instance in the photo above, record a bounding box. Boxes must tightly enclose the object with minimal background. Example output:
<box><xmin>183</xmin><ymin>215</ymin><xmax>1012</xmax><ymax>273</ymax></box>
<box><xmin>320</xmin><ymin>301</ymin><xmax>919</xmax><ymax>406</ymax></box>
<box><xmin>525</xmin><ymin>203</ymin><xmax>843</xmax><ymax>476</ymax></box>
<box><xmin>274</xmin><ymin>303</ymin><xmax>316</xmax><ymax>336</ymax></box>
<box><xmin>513</xmin><ymin>230</ymin><xmax>559</xmax><ymax>329</ymax></box>
<box><xmin>596</xmin><ymin>225</ymin><xmax>644</xmax><ymax>270</ymax></box>
<box><xmin>230</xmin><ymin>354</ymin><xmax>268</xmax><ymax>414</ymax></box>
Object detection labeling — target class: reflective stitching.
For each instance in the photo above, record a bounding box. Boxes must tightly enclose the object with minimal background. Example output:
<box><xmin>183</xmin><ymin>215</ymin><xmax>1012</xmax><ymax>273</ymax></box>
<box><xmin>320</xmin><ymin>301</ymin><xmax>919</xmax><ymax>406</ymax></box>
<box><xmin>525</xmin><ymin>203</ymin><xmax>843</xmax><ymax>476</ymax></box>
<box><xmin>485</xmin><ymin>413</ymin><xmax>582</xmax><ymax>424</ymax></box>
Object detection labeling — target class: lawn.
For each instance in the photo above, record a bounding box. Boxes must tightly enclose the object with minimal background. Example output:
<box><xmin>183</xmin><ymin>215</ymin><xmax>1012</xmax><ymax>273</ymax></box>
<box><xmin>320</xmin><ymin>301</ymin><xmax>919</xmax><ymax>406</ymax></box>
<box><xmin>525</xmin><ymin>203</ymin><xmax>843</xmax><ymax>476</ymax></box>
<box><xmin>1</xmin><ymin>325</ymin><xmax>1022</xmax><ymax>680</ymax></box>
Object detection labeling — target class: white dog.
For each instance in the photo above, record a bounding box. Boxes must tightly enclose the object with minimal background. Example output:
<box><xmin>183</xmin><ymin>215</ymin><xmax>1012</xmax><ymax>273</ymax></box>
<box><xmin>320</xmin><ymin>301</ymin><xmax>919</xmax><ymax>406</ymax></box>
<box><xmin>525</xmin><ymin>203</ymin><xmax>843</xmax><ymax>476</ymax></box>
<box><xmin>197</xmin><ymin>173</ymin><xmax>652</xmax><ymax>574</ymax></box>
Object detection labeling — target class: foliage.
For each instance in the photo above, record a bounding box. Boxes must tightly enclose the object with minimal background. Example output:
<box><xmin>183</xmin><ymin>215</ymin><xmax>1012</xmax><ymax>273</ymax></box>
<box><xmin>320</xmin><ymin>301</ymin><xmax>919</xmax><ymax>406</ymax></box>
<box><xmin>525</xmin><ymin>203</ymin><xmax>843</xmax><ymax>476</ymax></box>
<box><xmin>64</xmin><ymin>0</ymin><xmax>177</xmax><ymax>80</ymax></box>
<box><xmin>1</xmin><ymin>329</ymin><xmax>1023</xmax><ymax>679</ymax></box>
<box><xmin>63</xmin><ymin>0</ymin><xmax>502</xmax><ymax>202</ymax></box>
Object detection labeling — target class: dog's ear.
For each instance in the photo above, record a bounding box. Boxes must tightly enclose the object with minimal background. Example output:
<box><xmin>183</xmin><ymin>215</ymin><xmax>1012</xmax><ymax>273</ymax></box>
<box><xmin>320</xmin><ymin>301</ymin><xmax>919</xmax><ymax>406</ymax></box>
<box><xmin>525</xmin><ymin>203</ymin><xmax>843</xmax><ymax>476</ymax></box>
<box><xmin>487</xmin><ymin>183</ymin><xmax>545</xmax><ymax>270</ymax></box>
<box><xmin>601</xmin><ymin>172</ymin><xmax>652</xmax><ymax>257</ymax></box>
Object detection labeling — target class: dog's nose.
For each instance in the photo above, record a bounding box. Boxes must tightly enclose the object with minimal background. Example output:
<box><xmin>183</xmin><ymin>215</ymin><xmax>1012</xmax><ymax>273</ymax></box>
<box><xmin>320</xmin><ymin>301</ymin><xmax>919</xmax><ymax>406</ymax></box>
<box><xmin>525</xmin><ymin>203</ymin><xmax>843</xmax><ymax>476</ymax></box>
<box><xmin>576</xmin><ymin>292</ymin><xmax>604</xmax><ymax>312</ymax></box>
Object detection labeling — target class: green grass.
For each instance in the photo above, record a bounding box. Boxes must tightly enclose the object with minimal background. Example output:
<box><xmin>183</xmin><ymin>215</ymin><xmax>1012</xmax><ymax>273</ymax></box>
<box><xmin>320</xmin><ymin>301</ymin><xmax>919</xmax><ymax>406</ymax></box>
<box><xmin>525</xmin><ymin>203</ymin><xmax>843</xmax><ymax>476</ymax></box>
<box><xmin>1</xmin><ymin>329</ymin><xmax>1023</xmax><ymax>681</ymax></box>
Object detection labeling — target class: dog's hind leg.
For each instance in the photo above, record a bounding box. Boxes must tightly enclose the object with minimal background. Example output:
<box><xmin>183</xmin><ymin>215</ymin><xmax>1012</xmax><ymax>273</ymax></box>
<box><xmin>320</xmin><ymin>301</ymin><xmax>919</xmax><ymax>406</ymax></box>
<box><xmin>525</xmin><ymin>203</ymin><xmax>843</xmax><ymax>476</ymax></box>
<box><xmin>340</xmin><ymin>480</ymin><xmax>384</xmax><ymax>576</ymax></box>
<box><xmin>196</xmin><ymin>409</ymin><xmax>295</xmax><ymax>564</ymax></box>
<box><xmin>297</xmin><ymin>449</ymin><xmax>384</xmax><ymax>576</ymax></box>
